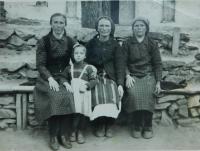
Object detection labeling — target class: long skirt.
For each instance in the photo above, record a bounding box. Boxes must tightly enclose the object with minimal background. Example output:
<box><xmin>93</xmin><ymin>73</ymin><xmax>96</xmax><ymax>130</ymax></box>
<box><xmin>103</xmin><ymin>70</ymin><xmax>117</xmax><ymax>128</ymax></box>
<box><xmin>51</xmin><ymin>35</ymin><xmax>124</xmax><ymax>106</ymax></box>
<box><xmin>33</xmin><ymin>77</ymin><xmax>75</xmax><ymax>123</ymax></box>
<box><xmin>90</xmin><ymin>76</ymin><xmax>121</xmax><ymax>120</ymax></box>
<box><xmin>123</xmin><ymin>74</ymin><xmax>156</xmax><ymax>113</ymax></box>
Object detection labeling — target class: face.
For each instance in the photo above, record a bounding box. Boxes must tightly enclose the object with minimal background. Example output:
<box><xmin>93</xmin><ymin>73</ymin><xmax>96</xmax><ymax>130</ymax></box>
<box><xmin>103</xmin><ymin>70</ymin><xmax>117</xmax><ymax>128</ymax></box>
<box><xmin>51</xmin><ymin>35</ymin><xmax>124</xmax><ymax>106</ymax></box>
<box><xmin>73</xmin><ymin>47</ymin><xmax>86</xmax><ymax>63</ymax></box>
<box><xmin>51</xmin><ymin>15</ymin><xmax>66</xmax><ymax>35</ymax></box>
<box><xmin>97</xmin><ymin>18</ymin><xmax>112</xmax><ymax>37</ymax></box>
<box><xmin>133</xmin><ymin>21</ymin><xmax>147</xmax><ymax>37</ymax></box>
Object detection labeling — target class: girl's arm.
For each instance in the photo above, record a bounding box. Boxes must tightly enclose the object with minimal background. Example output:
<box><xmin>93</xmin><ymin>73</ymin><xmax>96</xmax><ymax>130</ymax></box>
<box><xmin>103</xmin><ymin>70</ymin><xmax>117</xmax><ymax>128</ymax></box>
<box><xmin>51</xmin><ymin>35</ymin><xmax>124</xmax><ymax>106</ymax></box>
<box><xmin>85</xmin><ymin>65</ymin><xmax>98</xmax><ymax>90</ymax></box>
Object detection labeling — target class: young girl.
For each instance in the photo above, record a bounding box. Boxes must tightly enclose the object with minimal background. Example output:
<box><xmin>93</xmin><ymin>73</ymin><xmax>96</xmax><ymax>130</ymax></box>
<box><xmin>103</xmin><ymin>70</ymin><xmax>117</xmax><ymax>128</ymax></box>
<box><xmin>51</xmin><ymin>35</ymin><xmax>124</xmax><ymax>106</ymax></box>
<box><xmin>61</xmin><ymin>44</ymin><xmax>98</xmax><ymax>144</ymax></box>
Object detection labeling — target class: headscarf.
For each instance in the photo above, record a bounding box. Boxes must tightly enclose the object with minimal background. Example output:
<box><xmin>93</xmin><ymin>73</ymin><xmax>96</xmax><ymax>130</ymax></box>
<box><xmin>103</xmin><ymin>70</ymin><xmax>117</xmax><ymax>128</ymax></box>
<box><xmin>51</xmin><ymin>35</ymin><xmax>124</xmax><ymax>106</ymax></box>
<box><xmin>132</xmin><ymin>17</ymin><xmax>150</xmax><ymax>35</ymax></box>
<box><xmin>95</xmin><ymin>16</ymin><xmax>115</xmax><ymax>38</ymax></box>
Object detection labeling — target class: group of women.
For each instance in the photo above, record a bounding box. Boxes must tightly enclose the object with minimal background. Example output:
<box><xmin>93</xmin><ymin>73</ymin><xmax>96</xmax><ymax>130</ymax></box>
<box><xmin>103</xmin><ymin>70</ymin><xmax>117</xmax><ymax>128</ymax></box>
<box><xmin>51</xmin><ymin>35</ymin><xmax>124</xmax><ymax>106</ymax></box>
<box><xmin>34</xmin><ymin>13</ymin><xmax>162</xmax><ymax>151</ymax></box>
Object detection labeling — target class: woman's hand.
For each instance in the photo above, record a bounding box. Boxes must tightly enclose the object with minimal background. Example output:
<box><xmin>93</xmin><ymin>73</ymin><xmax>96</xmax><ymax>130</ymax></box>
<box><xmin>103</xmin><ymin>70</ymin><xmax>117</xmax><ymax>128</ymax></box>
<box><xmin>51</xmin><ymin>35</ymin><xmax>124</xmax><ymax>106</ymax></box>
<box><xmin>48</xmin><ymin>77</ymin><xmax>59</xmax><ymax>92</ymax></box>
<box><xmin>126</xmin><ymin>75</ymin><xmax>135</xmax><ymax>88</ymax></box>
<box><xmin>154</xmin><ymin>81</ymin><xmax>161</xmax><ymax>95</ymax></box>
<box><xmin>118</xmin><ymin>85</ymin><xmax>124</xmax><ymax>99</ymax></box>
<box><xmin>63</xmin><ymin>82</ymin><xmax>73</xmax><ymax>93</ymax></box>
<box><xmin>79</xmin><ymin>84</ymin><xmax>88</xmax><ymax>93</ymax></box>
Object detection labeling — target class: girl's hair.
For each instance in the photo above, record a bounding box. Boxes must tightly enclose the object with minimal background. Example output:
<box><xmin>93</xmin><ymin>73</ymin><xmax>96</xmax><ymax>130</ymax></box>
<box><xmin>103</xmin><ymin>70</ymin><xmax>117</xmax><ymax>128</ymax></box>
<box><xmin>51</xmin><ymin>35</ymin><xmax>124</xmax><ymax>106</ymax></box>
<box><xmin>50</xmin><ymin>13</ymin><xmax>67</xmax><ymax>25</ymax></box>
<box><xmin>73</xmin><ymin>43</ymin><xmax>87</xmax><ymax>54</ymax></box>
<box><xmin>95</xmin><ymin>16</ymin><xmax>115</xmax><ymax>38</ymax></box>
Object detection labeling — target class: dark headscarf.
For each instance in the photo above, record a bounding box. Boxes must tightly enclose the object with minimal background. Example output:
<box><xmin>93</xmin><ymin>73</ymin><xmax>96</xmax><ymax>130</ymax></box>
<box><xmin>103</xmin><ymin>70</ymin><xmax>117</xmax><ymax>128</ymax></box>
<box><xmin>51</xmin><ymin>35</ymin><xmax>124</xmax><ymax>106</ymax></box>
<box><xmin>95</xmin><ymin>16</ymin><xmax>115</xmax><ymax>38</ymax></box>
<box><xmin>50</xmin><ymin>13</ymin><xmax>67</xmax><ymax>25</ymax></box>
<box><xmin>132</xmin><ymin>17</ymin><xmax>150</xmax><ymax>35</ymax></box>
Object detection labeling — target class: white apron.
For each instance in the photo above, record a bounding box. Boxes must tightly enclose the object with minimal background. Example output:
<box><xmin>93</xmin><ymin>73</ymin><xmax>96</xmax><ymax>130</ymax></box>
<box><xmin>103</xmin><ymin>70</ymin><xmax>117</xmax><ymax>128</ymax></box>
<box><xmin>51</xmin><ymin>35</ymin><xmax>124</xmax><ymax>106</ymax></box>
<box><xmin>71</xmin><ymin>64</ymin><xmax>92</xmax><ymax>117</ymax></box>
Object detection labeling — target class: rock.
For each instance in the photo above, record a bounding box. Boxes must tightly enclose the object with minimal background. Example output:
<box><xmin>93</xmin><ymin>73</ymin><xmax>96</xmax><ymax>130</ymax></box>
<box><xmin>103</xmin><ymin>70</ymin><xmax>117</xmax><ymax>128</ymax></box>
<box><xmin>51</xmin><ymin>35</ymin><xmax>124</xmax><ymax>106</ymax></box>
<box><xmin>28</xmin><ymin>103</ymin><xmax>34</xmax><ymax>109</ymax></box>
<box><xmin>29</xmin><ymin>94</ymin><xmax>34</xmax><ymax>103</ymax></box>
<box><xmin>188</xmin><ymin>95</ymin><xmax>200</xmax><ymax>108</ymax></box>
<box><xmin>27</xmin><ymin>37</ymin><xmax>37</xmax><ymax>46</ymax></box>
<box><xmin>28</xmin><ymin>108</ymin><xmax>35</xmax><ymax>115</ymax></box>
<box><xmin>16</xmin><ymin>45</ymin><xmax>32</xmax><ymax>51</ymax></box>
<box><xmin>1</xmin><ymin>119</ymin><xmax>16</xmax><ymax>124</ymax></box>
<box><xmin>160</xmin><ymin>110</ymin><xmax>174</xmax><ymax>126</ymax></box>
<box><xmin>3</xmin><ymin>104</ymin><xmax>16</xmax><ymax>109</ymax></box>
<box><xmin>158</xmin><ymin>95</ymin><xmax>185</xmax><ymax>103</ymax></box>
<box><xmin>0</xmin><ymin>28</ymin><xmax>14</xmax><ymax>40</ymax></box>
<box><xmin>0</xmin><ymin>96</ymin><xmax>14</xmax><ymax>105</ymax></box>
<box><xmin>153</xmin><ymin>111</ymin><xmax>162</xmax><ymax>119</ymax></box>
<box><xmin>189</xmin><ymin>108</ymin><xmax>199</xmax><ymax>117</ymax></box>
<box><xmin>162</xmin><ymin>61</ymin><xmax>185</xmax><ymax>70</ymax></box>
<box><xmin>3</xmin><ymin>62</ymin><xmax>26</xmax><ymax>72</ymax></box>
<box><xmin>155</xmin><ymin>102</ymin><xmax>171</xmax><ymax>110</ymax></box>
<box><xmin>0</xmin><ymin>109</ymin><xmax>16</xmax><ymax>119</ymax></box>
<box><xmin>195</xmin><ymin>53</ymin><xmax>200</xmax><ymax>61</ymax></box>
<box><xmin>178</xmin><ymin>105</ymin><xmax>189</xmax><ymax>118</ymax></box>
<box><xmin>192</xmin><ymin>66</ymin><xmax>200</xmax><ymax>72</ymax></box>
<box><xmin>163</xmin><ymin>75</ymin><xmax>186</xmax><ymax>86</ymax></box>
<box><xmin>0</xmin><ymin>120</ymin><xmax>8</xmax><ymax>129</ymax></box>
<box><xmin>14</xmin><ymin>29</ymin><xmax>35</xmax><ymax>41</ymax></box>
<box><xmin>8</xmin><ymin>35</ymin><xmax>25</xmax><ymax>47</ymax></box>
<box><xmin>177</xmin><ymin>98</ymin><xmax>187</xmax><ymax>106</ymax></box>
<box><xmin>26</xmin><ymin>63</ymin><xmax>36</xmax><ymax>70</ymax></box>
<box><xmin>28</xmin><ymin>115</ymin><xmax>36</xmax><ymax>121</ymax></box>
<box><xmin>168</xmin><ymin>103</ymin><xmax>178</xmax><ymax>117</ymax></box>
<box><xmin>26</xmin><ymin>70</ymin><xmax>39</xmax><ymax>79</ymax></box>
<box><xmin>29</xmin><ymin>119</ymin><xmax>39</xmax><ymax>126</ymax></box>
<box><xmin>177</xmin><ymin>118</ymin><xmax>200</xmax><ymax>126</ymax></box>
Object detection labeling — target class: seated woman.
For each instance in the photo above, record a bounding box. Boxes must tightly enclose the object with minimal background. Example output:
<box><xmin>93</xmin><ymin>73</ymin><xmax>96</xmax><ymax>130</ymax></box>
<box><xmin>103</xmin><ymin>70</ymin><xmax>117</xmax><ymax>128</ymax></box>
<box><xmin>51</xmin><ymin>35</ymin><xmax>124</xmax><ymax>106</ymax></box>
<box><xmin>34</xmin><ymin>13</ymin><xmax>75</xmax><ymax>150</ymax></box>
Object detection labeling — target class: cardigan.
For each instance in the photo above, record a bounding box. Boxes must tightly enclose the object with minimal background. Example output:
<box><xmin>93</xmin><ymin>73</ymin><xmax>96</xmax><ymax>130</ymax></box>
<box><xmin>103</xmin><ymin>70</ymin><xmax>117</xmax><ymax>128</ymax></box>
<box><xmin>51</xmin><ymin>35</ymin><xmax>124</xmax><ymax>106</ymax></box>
<box><xmin>36</xmin><ymin>31</ymin><xmax>74</xmax><ymax>80</ymax></box>
<box><xmin>86</xmin><ymin>37</ymin><xmax>125</xmax><ymax>86</ymax></box>
<box><xmin>123</xmin><ymin>35</ymin><xmax>162</xmax><ymax>81</ymax></box>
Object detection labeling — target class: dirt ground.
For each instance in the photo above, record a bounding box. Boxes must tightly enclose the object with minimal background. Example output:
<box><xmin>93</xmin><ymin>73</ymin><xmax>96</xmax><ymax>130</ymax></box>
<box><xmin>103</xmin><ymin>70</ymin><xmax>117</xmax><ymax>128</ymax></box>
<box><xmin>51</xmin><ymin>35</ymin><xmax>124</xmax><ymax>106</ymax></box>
<box><xmin>1</xmin><ymin>124</ymin><xmax>200</xmax><ymax>151</ymax></box>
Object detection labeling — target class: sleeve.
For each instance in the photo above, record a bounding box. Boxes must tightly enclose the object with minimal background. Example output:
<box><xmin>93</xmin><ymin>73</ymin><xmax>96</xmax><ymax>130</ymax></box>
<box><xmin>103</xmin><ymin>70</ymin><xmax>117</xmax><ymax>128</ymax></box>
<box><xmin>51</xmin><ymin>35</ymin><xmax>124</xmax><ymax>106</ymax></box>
<box><xmin>85</xmin><ymin>39</ymin><xmax>96</xmax><ymax>65</ymax></box>
<box><xmin>114</xmin><ymin>41</ymin><xmax>126</xmax><ymax>86</ymax></box>
<box><xmin>36</xmin><ymin>38</ymin><xmax>52</xmax><ymax>80</ymax></box>
<box><xmin>85</xmin><ymin>65</ymin><xmax>98</xmax><ymax>90</ymax></box>
<box><xmin>150</xmin><ymin>39</ymin><xmax>162</xmax><ymax>81</ymax></box>
<box><xmin>60</xmin><ymin>66</ymin><xmax>71</xmax><ymax>84</ymax></box>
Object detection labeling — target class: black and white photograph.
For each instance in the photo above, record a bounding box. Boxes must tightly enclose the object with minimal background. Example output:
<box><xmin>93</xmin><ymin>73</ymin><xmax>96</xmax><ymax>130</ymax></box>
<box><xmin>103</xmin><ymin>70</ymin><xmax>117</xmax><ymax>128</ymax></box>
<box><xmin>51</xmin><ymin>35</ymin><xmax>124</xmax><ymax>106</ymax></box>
<box><xmin>0</xmin><ymin>0</ymin><xmax>200</xmax><ymax>150</ymax></box>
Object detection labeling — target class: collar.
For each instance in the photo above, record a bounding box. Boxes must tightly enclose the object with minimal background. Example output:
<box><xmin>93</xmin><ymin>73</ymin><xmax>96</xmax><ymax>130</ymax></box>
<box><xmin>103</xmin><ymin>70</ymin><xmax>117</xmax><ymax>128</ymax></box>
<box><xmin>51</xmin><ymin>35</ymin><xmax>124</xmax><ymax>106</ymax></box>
<box><xmin>130</xmin><ymin>34</ymin><xmax>149</xmax><ymax>46</ymax></box>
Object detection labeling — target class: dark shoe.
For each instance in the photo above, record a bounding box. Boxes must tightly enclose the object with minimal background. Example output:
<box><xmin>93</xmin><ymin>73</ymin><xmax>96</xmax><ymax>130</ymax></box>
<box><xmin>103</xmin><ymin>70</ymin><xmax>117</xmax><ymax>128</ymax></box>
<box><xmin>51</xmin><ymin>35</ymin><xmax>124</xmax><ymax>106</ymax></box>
<box><xmin>77</xmin><ymin>131</ymin><xmax>85</xmax><ymax>144</ymax></box>
<box><xmin>131</xmin><ymin>127</ymin><xmax>142</xmax><ymax>139</ymax></box>
<box><xmin>61</xmin><ymin>135</ymin><xmax>72</xmax><ymax>149</ymax></box>
<box><xmin>69</xmin><ymin>132</ymin><xmax>76</xmax><ymax>142</ymax></box>
<box><xmin>49</xmin><ymin>137</ymin><xmax>59</xmax><ymax>151</ymax></box>
<box><xmin>105</xmin><ymin>127</ymin><xmax>113</xmax><ymax>138</ymax></box>
<box><xmin>94</xmin><ymin>125</ymin><xmax>105</xmax><ymax>137</ymax></box>
<box><xmin>143</xmin><ymin>127</ymin><xmax>153</xmax><ymax>139</ymax></box>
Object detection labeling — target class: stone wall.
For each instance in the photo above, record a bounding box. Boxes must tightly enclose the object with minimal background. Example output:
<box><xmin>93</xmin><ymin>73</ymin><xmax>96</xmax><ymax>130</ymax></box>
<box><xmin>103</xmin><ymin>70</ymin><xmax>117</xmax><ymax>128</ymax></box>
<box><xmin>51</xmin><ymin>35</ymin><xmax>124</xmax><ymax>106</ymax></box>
<box><xmin>0</xmin><ymin>24</ymin><xmax>200</xmax><ymax>129</ymax></box>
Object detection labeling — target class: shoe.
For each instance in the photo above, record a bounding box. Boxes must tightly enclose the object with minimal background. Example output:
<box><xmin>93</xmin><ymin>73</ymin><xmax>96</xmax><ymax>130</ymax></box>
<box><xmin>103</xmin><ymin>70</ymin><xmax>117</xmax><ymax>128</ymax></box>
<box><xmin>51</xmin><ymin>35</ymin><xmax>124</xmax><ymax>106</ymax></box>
<box><xmin>142</xmin><ymin>127</ymin><xmax>153</xmax><ymax>139</ymax></box>
<box><xmin>69</xmin><ymin>132</ymin><xmax>76</xmax><ymax>142</ymax></box>
<box><xmin>61</xmin><ymin>135</ymin><xmax>72</xmax><ymax>149</ymax></box>
<box><xmin>77</xmin><ymin>131</ymin><xmax>85</xmax><ymax>144</ymax></box>
<box><xmin>131</xmin><ymin>127</ymin><xmax>142</xmax><ymax>139</ymax></box>
<box><xmin>94</xmin><ymin>125</ymin><xmax>105</xmax><ymax>137</ymax></box>
<box><xmin>105</xmin><ymin>127</ymin><xmax>113</xmax><ymax>138</ymax></box>
<box><xmin>49</xmin><ymin>137</ymin><xmax>59</xmax><ymax>151</ymax></box>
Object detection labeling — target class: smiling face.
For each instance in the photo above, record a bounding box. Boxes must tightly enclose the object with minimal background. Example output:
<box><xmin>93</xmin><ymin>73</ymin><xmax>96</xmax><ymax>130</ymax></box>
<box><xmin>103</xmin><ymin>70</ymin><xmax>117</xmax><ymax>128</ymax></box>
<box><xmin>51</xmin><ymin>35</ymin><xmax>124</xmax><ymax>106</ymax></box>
<box><xmin>73</xmin><ymin>47</ymin><xmax>86</xmax><ymax>63</ymax></box>
<box><xmin>51</xmin><ymin>15</ymin><xmax>66</xmax><ymax>35</ymax></box>
<box><xmin>133</xmin><ymin>20</ymin><xmax>147</xmax><ymax>37</ymax></box>
<box><xmin>97</xmin><ymin>18</ymin><xmax>112</xmax><ymax>38</ymax></box>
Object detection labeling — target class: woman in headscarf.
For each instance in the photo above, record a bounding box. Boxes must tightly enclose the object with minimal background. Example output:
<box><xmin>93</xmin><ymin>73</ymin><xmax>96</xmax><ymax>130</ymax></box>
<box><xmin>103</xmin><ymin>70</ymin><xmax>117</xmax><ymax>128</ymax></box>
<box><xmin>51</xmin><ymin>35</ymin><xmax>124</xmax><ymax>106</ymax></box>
<box><xmin>34</xmin><ymin>13</ymin><xmax>75</xmax><ymax>150</ymax></box>
<box><xmin>122</xmin><ymin>17</ymin><xmax>162</xmax><ymax>139</ymax></box>
<box><xmin>86</xmin><ymin>16</ymin><xmax>124</xmax><ymax>138</ymax></box>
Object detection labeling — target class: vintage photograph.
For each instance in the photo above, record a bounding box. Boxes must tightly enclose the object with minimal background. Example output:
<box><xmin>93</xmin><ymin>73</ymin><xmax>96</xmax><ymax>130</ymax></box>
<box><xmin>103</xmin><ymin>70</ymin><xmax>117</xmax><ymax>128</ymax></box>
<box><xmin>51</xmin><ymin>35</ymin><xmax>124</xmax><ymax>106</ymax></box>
<box><xmin>0</xmin><ymin>0</ymin><xmax>200</xmax><ymax>150</ymax></box>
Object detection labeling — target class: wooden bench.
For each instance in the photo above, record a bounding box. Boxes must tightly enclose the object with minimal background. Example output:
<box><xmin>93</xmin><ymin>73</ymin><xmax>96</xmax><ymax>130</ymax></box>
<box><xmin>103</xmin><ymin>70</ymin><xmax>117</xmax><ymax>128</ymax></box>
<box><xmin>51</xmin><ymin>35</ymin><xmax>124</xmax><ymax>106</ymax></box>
<box><xmin>0</xmin><ymin>86</ymin><xmax>34</xmax><ymax>129</ymax></box>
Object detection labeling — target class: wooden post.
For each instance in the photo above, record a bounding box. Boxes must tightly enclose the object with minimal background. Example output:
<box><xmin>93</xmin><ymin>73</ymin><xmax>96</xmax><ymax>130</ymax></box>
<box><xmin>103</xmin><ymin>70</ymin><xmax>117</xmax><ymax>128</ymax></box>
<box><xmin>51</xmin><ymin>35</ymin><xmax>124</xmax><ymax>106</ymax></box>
<box><xmin>22</xmin><ymin>94</ymin><xmax>28</xmax><ymax>129</ymax></box>
<box><xmin>16</xmin><ymin>94</ymin><xmax>22</xmax><ymax>129</ymax></box>
<box><xmin>172</xmin><ymin>27</ymin><xmax>180</xmax><ymax>56</ymax></box>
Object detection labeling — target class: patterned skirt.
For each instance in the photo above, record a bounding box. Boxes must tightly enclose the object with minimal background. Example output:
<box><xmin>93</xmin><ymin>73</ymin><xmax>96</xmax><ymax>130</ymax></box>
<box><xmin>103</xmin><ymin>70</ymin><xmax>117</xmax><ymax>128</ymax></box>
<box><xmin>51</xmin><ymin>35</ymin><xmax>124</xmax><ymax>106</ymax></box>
<box><xmin>33</xmin><ymin>77</ymin><xmax>75</xmax><ymax>123</ymax></box>
<box><xmin>90</xmin><ymin>76</ymin><xmax>121</xmax><ymax>120</ymax></box>
<box><xmin>123</xmin><ymin>74</ymin><xmax>156</xmax><ymax>113</ymax></box>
